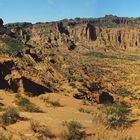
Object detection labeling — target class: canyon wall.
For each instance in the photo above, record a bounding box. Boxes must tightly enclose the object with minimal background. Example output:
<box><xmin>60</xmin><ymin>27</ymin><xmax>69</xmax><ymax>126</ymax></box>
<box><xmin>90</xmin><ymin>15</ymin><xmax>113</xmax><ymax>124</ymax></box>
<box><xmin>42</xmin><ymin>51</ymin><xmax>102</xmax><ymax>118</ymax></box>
<box><xmin>67</xmin><ymin>24</ymin><xmax>140</xmax><ymax>49</ymax></box>
<box><xmin>4</xmin><ymin>16</ymin><xmax>140</xmax><ymax>50</ymax></box>
<box><xmin>19</xmin><ymin>22</ymin><xmax>140</xmax><ymax>50</ymax></box>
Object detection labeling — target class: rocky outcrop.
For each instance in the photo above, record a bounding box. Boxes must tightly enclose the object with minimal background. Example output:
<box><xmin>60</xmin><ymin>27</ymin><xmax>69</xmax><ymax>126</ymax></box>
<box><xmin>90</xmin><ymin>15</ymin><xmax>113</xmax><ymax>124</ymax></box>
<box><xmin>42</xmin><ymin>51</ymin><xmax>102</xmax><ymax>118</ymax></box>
<box><xmin>66</xmin><ymin>25</ymin><xmax>140</xmax><ymax>49</ymax></box>
<box><xmin>0</xmin><ymin>18</ymin><xmax>3</xmax><ymax>27</ymax></box>
<box><xmin>74</xmin><ymin>91</ymin><xmax>114</xmax><ymax>104</ymax></box>
<box><xmin>0</xmin><ymin>17</ymin><xmax>140</xmax><ymax>103</ymax></box>
<box><xmin>95</xmin><ymin>26</ymin><xmax>140</xmax><ymax>48</ymax></box>
<box><xmin>2</xmin><ymin>16</ymin><xmax>140</xmax><ymax>50</ymax></box>
<box><xmin>0</xmin><ymin>56</ymin><xmax>52</xmax><ymax>95</ymax></box>
<box><xmin>0</xmin><ymin>18</ymin><xmax>5</xmax><ymax>35</ymax></box>
<box><xmin>9</xmin><ymin>28</ymin><xmax>30</xmax><ymax>44</ymax></box>
<box><xmin>57</xmin><ymin>22</ymin><xmax>69</xmax><ymax>36</ymax></box>
<box><xmin>25</xmin><ymin>21</ymin><xmax>140</xmax><ymax>50</ymax></box>
<box><xmin>86</xmin><ymin>23</ymin><xmax>97</xmax><ymax>41</ymax></box>
<box><xmin>0</xmin><ymin>60</ymin><xmax>13</xmax><ymax>89</ymax></box>
<box><xmin>5</xmin><ymin>22</ymin><xmax>32</xmax><ymax>44</ymax></box>
<box><xmin>0</xmin><ymin>15</ymin><xmax>135</xmax><ymax>51</ymax></box>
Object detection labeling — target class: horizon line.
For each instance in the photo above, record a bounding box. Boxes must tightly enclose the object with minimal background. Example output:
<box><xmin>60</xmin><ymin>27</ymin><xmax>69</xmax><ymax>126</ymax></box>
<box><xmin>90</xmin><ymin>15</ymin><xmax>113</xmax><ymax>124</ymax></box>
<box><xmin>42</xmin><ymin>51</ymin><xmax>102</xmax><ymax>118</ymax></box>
<box><xmin>3</xmin><ymin>15</ymin><xmax>140</xmax><ymax>25</ymax></box>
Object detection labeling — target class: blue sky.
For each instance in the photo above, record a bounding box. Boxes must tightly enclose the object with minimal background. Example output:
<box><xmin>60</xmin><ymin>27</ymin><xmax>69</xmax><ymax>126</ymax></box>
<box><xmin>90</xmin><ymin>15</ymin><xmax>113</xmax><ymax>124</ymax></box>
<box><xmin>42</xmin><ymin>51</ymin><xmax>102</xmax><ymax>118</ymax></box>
<box><xmin>0</xmin><ymin>0</ymin><xmax>139</xmax><ymax>24</ymax></box>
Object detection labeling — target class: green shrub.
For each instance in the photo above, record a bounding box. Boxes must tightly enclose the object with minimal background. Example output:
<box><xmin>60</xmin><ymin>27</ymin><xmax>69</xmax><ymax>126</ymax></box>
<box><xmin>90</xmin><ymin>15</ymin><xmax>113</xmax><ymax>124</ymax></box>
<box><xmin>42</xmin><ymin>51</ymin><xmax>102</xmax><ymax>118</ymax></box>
<box><xmin>40</xmin><ymin>96</ymin><xmax>50</xmax><ymax>103</ymax></box>
<box><xmin>1</xmin><ymin>107</ymin><xmax>20</xmax><ymax>125</ymax></box>
<box><xmin>92</xmin><ymin>111</ymin><xmax>105</xmax><ymax>125</ymax></box>
<box><xmin>62</xmin><ymin>121</ymin><xmax>85</xmax><ymax>140</ymax></box>
<box><xmin>50</xmin><ymin>100</ymin><xmax>62</xmax><ymax>107</ymax></box>
<box><xmin>90</xmin><ymin>134</ymin><xmax>135</xmax><ymax>140</ymax></box>
<box><xmin>30</xmin><ymin>121</ymin><xmax>42</xmax><ymax>133</ymax></box>
<box><xmin>30</xmin><ymin>121</ymin><xmax>55</xmax><ymax>139</ymax></box>
<box><xmin>55</xmin><ymin>63</ymin><xmax>65</xmax><ymax>75</ymax></box>
<box><xmin>72</xmin><ymin>35</ymin><xmax>79</xmax><ymax>43</ymax></box>
<box><xmin>41</xmin><ymin>97</ymin><xmax>63</xmax><ymax>107</ymax></box>
<box><xmin>85</xmin><ymin>51</ymin><xmax>140</xmax><ymax>61</ymax></box>
<box><xmin>0</xmin><ymin>36</ymin><xmax>28</xmax><ymax>55</ymax></box>
<box><xmin>15</xmin><ymin>95</ymin><xmax>43</xmax><ymax>113</ymax></box>
<box><xmin>67</xmin><ymin>74</ymin><xmax>76</xmax><ymax>83</ymax></box>
<box><xmin>69</xmin><ymin>82</ymin><xmax>77</xmax><ymax>88</ymax></box>
<box><xmin>116</xmin><ymin>88</ymin><xmax>131</xmax><ymax>97</ymax></box>
<box><xmin>105</xmin><ymin>104</ymin><xmax>131</xmax><ymax>128</ymax></box>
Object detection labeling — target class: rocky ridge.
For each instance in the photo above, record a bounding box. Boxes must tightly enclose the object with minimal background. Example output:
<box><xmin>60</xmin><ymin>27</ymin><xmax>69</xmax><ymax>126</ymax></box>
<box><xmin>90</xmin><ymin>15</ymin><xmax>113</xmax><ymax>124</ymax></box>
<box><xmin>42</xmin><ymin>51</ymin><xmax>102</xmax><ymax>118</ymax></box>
<box><xmin>0</xmin><ymin>15</ymin><xmax>140</xmax><ymax>104</ymax></box>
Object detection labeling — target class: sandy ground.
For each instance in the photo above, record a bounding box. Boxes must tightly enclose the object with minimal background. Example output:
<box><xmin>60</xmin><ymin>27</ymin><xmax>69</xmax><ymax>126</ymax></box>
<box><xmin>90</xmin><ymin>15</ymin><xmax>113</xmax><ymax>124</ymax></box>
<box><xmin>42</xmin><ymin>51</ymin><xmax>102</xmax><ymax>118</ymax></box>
<box><xmin>0</xmin><ymin>89</ymin><xmax>139</xmax><ymax>140</ymax></box>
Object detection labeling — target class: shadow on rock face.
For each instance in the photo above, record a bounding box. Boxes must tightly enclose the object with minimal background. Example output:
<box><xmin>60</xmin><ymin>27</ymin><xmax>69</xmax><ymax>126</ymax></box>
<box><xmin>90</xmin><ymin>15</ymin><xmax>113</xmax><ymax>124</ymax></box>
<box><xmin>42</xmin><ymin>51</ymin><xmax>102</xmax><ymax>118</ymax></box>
<box><xmin>86</xmin><ymin>24</ymin><xmax>97</xmax><ymax>41</ymax></box>
<box><xmin>99</xmin><ymin>91</ymin><xmax>114</xmax><ymax>104</ymax></box>
<box><xmin>22</xmin><ymin>77</ymin><xmax>52</xmax><ymax>96</ymax></box>
<box><xmin>0</xmin><ymin>61</ymin><xmax>14</xmax><ymax>76</ymax></box>
<box><xmin>0</xmin><ymin>61</ymin><xmax>14</xmax><ymax>89</ymax></box>
<box><xmin>0</xmin><ymin>74</ymin><xmax>9</xmax><ymax>89</ymax></box>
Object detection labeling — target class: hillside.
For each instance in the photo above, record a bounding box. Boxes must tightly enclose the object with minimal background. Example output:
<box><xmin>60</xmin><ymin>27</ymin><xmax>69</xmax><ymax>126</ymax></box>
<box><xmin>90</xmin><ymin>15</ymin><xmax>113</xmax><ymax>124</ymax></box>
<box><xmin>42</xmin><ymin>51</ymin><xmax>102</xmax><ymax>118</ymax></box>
<box><xmin>0</xmin><ymin>16</ymin><xmax>140</xmax><ymax>139</ymax></box>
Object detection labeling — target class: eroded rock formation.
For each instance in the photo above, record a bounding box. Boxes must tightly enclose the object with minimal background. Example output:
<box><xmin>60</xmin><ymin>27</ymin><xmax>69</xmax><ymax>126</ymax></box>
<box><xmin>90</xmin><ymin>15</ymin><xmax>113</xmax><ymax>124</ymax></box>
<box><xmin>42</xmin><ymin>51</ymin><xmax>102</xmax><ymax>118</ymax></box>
<box><xmin>74</xmin><ymin>91</ymin><xmax>114</xmax><ymax>104</ymax></box>
<box><xmin>0</xmin><ymin>56</ymin><xmax>52</xmax><ymax>95</ymax></box>
<box><xmin>24</xmin><ymin>18</ymin><xmax>140</xmax><ymax>50</ymax></box>
<box><xmin>1</xmin><ymin>16</ymin><xmax>140</xmax><ymax>100</ymax></box>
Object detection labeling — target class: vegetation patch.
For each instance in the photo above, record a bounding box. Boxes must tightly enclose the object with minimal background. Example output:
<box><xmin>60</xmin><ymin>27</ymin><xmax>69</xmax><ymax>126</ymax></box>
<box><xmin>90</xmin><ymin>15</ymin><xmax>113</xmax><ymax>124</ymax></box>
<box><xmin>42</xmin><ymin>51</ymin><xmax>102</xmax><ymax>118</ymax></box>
<box><xmin>116</xmin><ymin>88</ymin><xmax>132</xmax><ymax>97</ymax></box>
<box><xmin>104</xmin><ymin>104</ymin><xmax>131</xmax><ymax>128</ymax></box>
<box><xmin>91</xmin><ymin>133</ymin><xmax>136</xmax><ymax>140</ymax></box>
<box><xmin>78</xmin><ymin>108</ymin><xmax>93</xmax><ymax>114</ymax></box>
<box><xmin>15</xmin><ymin>94</ymin><xmax>43</xmax><ymax>113</ymax></box>
<box><xmin>61</xmin><ymin>120</ymin><xmax>86</xmax><ymax>140</ymax></box>
<box><xmin>1</xmin><ymin>107</ymin><xmax>20</xmax><ymax>125</ymax></box>
<box><xmin>0</xmin><ymin>36</ymin><xmax>28</xmax><ymax>55</ymax></box>
<box><xmin>85</xmin><ymin>51</ymin><xmax>140</xmax><ymax>61</ymax></box>
<box><xmin>30</xmin><ymin>121</ymin><xmax>56</xmax><ymax>139</ymax></box>
<box><xmin>40</xmin><ymin>96</ymin><xmax>63</xmax><ymax>107</ymax></box>
<box><xmin>0</xmin><ymin>132</ymin><xmax>13</xmax><ymax>140</ymax></box>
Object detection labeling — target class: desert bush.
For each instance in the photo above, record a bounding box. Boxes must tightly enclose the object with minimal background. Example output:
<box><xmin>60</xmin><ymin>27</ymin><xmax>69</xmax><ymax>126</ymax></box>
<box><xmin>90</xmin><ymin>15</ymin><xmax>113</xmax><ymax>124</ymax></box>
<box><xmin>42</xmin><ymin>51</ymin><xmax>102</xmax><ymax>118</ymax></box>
<box><xmin>30</xmin><ymin>121</ymin><xmax>55</xmax><ymax>139</ymax></box>
<box><xmin>30</xmin><ymin>121</ymin><xmax>42</xmax><ymax>133</ymax></box>
<box><xmin>85</xmin><ymin>51</ymin><xmax>117</xmax><ymax>59</ymax></box>
<box><xmin>92</xmin><ymin>111</ymin><xmax>105</xmax><ymax>125</ymax></box>
<box><xmin>79</xmin><ymin>108</ymin><xmax>92</xmax><ymax>114</ymax></box>
<box><xmin>55</xmin><ymin>63</ymin><xmax>66</xmax><ymax>76</ymax></box>
<box><xmin>41</xmin><ymin>96</ymin><xmax>63</xmax><ymax>107</ymax></box>
<box><xmin>116</xmin><ymin>88</ymin><xmax>131</xmax><ymax>97</ymax></box>
<box><xmin>1</xmin><ymin>107</ymin><xmax>20</xmax><ymax>125</ymax></box>
<box><xmin>90</xmin><ymin>134</ymin><xmax>135</xmax><ymax>140</ymax></box>
<box><xmin>104</xmin><ymin>104</ymin><xmax>131</xmax><ymax>128</ymax></box>
<box><xmin>62</xmin><ymin>120</ymin><xmax>85</xmax><ymax>140</ymax></box>
<box><xmin>72</xmin><ymin>35</ymin><xmax>79</xmax><ymax>43</ymax></box>
<box><xmin>92</xmin><ymin>104</ymin><xmax>132</xmax><ymax>128</ymax></box>
<box><xmin>0</xmin><ymin>132</ymin><xmax>13</xmax><ymax>140</ymax></box>
<box><xmin>40</xmin><ymin>96</ymin><xmax>50</xmax><ymax>103</ymax></box>
<box><xmin>50</xmin><ymin>100</ymin><xmax>62</xmax><ymax>107</ymax></box>
<box><xmin>0</xmin><ymin>36</ymin><xmax>27</xmax><ymax>55</ymax></box>
<box><xmin>69</xmin><ymin>82</ymin><xmax>77</xmax><ymax>88</ymax></box>
<box><xmin>15</xmin><ymin>95</ymin><xmax>43</xmax><ymax>112</ymax></box>
<box><xmin>85</xmin><ymin>51</ymin><xmax>140</xmax><ymax>61</ymax></box>
<box><xmin>67</xmin><ymin>74</ymin><xmax>76</xmax><ymax>83</ymax></box>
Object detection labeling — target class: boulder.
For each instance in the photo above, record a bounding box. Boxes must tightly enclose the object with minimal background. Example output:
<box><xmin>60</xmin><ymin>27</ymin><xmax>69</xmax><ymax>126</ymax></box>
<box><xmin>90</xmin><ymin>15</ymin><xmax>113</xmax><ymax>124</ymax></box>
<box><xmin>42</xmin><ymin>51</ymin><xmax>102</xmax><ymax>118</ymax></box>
<box><xmin>74</xmin><ymin>91</ymin><xmax>114</xmax><ymax>104</ymax></box>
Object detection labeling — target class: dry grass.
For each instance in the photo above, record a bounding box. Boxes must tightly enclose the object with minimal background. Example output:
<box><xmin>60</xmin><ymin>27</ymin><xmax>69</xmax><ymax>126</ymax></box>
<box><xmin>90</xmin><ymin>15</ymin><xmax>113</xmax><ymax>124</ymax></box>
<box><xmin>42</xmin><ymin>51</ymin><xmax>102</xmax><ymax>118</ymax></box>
<box><xmin>15</xmin><ymin>94</ymin><xmax>43</xmax><ymax>112</ymax></box>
